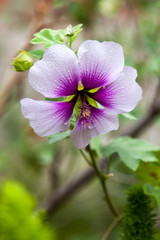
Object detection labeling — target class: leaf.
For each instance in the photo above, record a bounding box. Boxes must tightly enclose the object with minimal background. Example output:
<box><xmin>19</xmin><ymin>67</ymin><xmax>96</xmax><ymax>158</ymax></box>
<box><xmin>102</xmin><ymin>137</ymin><xmax>160</xmax><ymax>171</ymax></box>
<box><xmin>30</xmin><ymin>24</ymin><xmax>83</xmax><ymax>49</ymax></box>
<box><xmin>28</xmin><ymin>49</ymin><xmax>45</xmax><ymax>59</ymax></box>
<box><xmin>143</xmin><ymin>183</ymin><xmax>160</xmax><ymax>209</ymax></box>
<box><xmin>48</xmin><ymin>130</ymin><xmax>71</xmax><ymax>144</ymax></box>
<box><xmin>136</xmin><ymin>162</ymin><xmax>160</xmax><ymax>186</ymax></box>
<box><xmin>30</xmin><ymin>28</ymin><xmax>65</xmax><ymax>48</ymax></box>
<box><xmin>121</xmin><ymin>112</ymin><xmax>137</xmax><ymax>120</ymax></box>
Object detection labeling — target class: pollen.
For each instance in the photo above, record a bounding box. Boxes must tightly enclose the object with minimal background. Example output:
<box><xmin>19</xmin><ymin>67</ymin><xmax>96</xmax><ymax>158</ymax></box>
<box><xmin>81</xmin><ymin>109</ymin><xmax>91</xmax><ymax>118</ymax></box>
<box><xmin>79</xmin><ymin>103</ymin><xmax>92</xmax><ymax>126</ymax></box>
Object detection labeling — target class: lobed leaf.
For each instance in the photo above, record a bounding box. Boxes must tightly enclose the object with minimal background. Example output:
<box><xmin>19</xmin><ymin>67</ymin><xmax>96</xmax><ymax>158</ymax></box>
<box><xmin>102</xmin><ymin>137</ymin><xmax>160</xmax><ymax>171</ymax></box>
<box><xmin>143</xmin><ymin>183</ymin><xmax>160</xmax><ymax>209</ymax></box>
<box><xmin>28</xmin><ymin>49</ymin><xmax>45</xmax><ymax>59</ymax></box>
<box><xmin>30</xmin><ymin>28</ymin><xmax>65</xmax><ymax>48</ymax></box>
<box><xmin>30</xmin><ymin>24</ymin><xmax>83</xmax><ymax>48</ymax></box>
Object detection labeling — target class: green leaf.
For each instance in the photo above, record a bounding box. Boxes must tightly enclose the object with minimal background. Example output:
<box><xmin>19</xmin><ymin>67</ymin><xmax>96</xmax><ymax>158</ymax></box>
<box><xmin>30</xmin><ymin>24</ymin><xmax>83</xmax><ymax>49</ymax></box>
<box><xmin>143</xmin><ymin>183</ymin><xmax>160</xmax><ymax>209</ymax></box>
<box><xmin>136</xmin><ymin>162</ymin><xmax>160</xmax><ymax>186</ymax></box>
<box><xmin>28</xmin><ymin>49</ymin><xmax>45</xmax><ymax>59</ymax></box>
<box><xmin>121</xmin><ymin>112</ymin><xmax>137</xmax><ymax>120</ymax></box>
<box><xmin>30</xmin><ymin>28</ymin><xmax>65</xmax><ymax>48</ymax></box>
<box><xmin>48</xmin><ymin>130</ymin><xmax>71</xmax><ymax>144</ymax></box>
<box><xmin>102</xmin><ymin>137</ymin><xmax>160</xmax><ymax>171</ymax></box>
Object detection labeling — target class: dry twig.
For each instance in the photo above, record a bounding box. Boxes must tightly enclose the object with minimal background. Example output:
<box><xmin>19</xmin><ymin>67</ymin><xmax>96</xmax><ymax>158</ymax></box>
<box><xmin>0</xmin><ymin>0</ymin><xmax>55</xmax><ymax>117</ymax></box>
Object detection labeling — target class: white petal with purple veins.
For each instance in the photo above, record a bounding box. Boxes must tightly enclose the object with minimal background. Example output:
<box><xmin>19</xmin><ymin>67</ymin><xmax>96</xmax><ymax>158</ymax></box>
<box><xmin>77</xmin><ymin>40</ymin><xmax>124</xmax><ymax>90</ymax></box>
<box><xmin>92</xmin><ymin>66</ymin><xmax>142</xmax><ymax>113</ymax></box>
<box><xmin>20</xmin><ymin>98</ymin><xmax>75</xmax><ymax>136</ymax></box>
<box><xmin>29</xmin><ymin>45</ymin><xmax>80</xmax><ymax>98</ymax></box>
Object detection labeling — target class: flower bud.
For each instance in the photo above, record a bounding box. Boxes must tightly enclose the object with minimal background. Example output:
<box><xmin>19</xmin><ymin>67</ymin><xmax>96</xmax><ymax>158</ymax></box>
<box><xmin>11</xmin><ymin>50</ymin><xmax>33</xmax><ymax>72</ymax></box>
<box><xmin>66</xmin><ymin>25</ymin><xmax>74</xmax><ymax>37</ymax></box>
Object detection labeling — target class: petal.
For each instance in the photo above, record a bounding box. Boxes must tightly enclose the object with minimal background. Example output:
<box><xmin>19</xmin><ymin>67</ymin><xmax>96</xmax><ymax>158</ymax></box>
<box><xmin>77</xmin><ymin>40</ymin><xmax>124</xmax><ymax>90</ymax></box>
<box><xmin>70</xmin><ymin>107</ymin><xmax>119</xmax><ymax>149</ymax></box>
<box><xmin>91</xmin><ymin>67</ymin><xmax>142</xmax><ymax>113</ymax></box>
<box><xmin>29</xmin><ymin>45</ymin><xmax>80</xmax><ymax>98</ymax></box>
<box><xmin>20</xmin><ymin>98</ymin><xmax>75</xmax><ymax>136</ymax></box>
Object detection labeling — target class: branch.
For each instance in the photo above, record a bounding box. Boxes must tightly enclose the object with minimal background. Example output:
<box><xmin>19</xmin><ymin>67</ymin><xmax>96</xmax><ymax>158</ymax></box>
<box><xmin>0</xmin><ymin>0</ymin><xmax>55</xmax><ymax>118</ymax></box>
<box><xmin>101</xmin><ymin>216</ymin><xmax>121</xmax><ymax>240</ymax></box>
<box><xmin>122</xmin><ymin>79</ymin><xmax>160</xmax><ymax>137</ymax></box>
<box><xmin>123</xmin><ymin>104</ymin><xmax>160</xmax><ymax>137</ymax></box>
<box><xmin>43</xmin><ymin>164</ymin><xmax>95</xmax><ymax>216</ymax></box>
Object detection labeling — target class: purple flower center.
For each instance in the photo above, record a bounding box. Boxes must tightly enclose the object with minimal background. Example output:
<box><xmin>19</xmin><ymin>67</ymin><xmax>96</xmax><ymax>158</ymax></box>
<box><xmin>75</xmin><ymin>88</ymin><xmax>93</xmax><ymax>126</ymax></box>
<box><xmin>79</xmin><ymin>103</ymin><xmax>92</xmax><ymax>125</ymax></box>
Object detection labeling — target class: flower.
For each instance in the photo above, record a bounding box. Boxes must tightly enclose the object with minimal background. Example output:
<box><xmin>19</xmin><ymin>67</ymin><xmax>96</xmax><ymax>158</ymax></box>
<box><xmin>20</xmin><ymin>40</ymin><xmax>142</xmax><ymax>149</ymax></box>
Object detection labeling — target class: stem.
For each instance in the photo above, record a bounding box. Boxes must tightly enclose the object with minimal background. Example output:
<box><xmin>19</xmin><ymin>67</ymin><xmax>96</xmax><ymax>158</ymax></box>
<box><xmin>79</xmin><ymin>149</ymin><xmax>92</xmax><ymax>166</ymax></box>
<box><xmin>101</xmin><ymin>216</ymin><xmax>121</xmax><ymax>240</ymax></box>
<box><xmin>69</xmin><ymin>38</ymin><xmax>72</xmax><ymax>49</ymax></box>
<box><xmin>86</xmin><ymin>144</ymin><xmax>119</xmax><ymax>218</ymax></box>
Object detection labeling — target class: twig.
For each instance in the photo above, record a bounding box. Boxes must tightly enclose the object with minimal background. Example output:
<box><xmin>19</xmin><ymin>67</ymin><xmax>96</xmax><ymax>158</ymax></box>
<box><xmin>86</xmin><ymin>144</ymin><xmax>119</xmax><ymax>218</ymax></box>
<box><xmin>123</xmin><ymin>105</ymin><xmax>160</xmax><ymax>137</ymax></box>
<box><xmin>0</xmin><ymin>0</ymin><xmax>55</xmax><ymax>117</ymax></box>
<box><xmin>122</xmin><ymin>79</ymin><xmax>160</xmax><ymax>137</ymax></box>
<box><xmin>101</xmin><ymin>215</ymin><xmax>121</xmax><ymax>240</ymax></box>
<box><xmin>43</xmin><ymin>165</ymin><xmax>96</xmax><ymax>216</ymax></box>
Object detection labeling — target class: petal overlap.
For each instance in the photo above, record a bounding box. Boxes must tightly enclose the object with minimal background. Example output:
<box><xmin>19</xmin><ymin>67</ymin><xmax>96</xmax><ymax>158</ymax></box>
<box><xmin>70</xmin><ymin>107</ymin><xmax>119</xmax><ymax>149</ymax></box>
<box><xmin>29</xmin><ymin>45</ymin><xmax>80</xmax><ymax>98</ymax></box>
<box><xmin>20</xmin><ymin>98</ymin><xmax>75</xmax><ymax>136</ymax></box>
<box><xmin>91</xmin><ymin>66</ymin><xmax>142</xmax><ymax>113</ymax></box>
<box><xmin>21</xmin><ymin>40</ymin><xmax>142</xmax><ymax>149</ymax></box>
<box><xmin>77</xmin><ymin>40</ymin><xmax>124</xmax><ymax>90</ymax></box>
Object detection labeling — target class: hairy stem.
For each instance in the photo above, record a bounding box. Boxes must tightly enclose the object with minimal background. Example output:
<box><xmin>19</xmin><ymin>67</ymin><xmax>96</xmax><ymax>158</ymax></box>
<box><xmin>85</xmin><ymin>144</ymin><xmax>119</xmax><ymax>218</ymax></box>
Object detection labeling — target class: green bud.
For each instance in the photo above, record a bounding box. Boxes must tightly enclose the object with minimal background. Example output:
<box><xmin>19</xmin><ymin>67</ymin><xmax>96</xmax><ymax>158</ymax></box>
<box><xmin>66</xmin><ymin>25</ymin><xmax>74</xmax><ymax>37</ymax></box>
<box><xmin>11</xmin><ymin>50</ymin><xmax>33</xmax><ymax>72</ymax></box>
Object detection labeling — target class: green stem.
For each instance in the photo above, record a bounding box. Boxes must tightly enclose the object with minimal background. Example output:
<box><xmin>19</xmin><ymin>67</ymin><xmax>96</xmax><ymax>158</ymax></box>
<box><xmin>85</xmin><ymin>144</ymin><xmax>119</xmax><ymax>218</ymax></box>
<box><xmin>69</xmin><ymin>38</ymin><xmax>72</xmax><ymax>49</ymax></box>
<box><xmin>79</xmin><ymin>149</ymin><xmax>92</xmax><ymax>166</ymax></box>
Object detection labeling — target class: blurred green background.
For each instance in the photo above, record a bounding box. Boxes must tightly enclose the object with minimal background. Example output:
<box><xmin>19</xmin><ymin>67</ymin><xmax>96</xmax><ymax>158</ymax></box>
<box><xmin>0</xmin><ymin>0</ymin><xmax>160</xmax><ymax>239</ymax></box>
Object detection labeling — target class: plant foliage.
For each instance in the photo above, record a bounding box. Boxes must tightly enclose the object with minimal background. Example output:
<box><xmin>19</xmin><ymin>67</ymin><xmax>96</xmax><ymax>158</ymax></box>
<box><xmin>102</xmin><ymin>137</ymin><xmax>160</xmax><ymax>171</ymax></box>
<box><xmin>0</xmin><ymin>181</ymin><xmax>55</xmax><ymax>240</ymax></box>
<box><xmin>121</xmin><ymin>185</ymin><xmax>156</xmax><ymax>240</ymax></box>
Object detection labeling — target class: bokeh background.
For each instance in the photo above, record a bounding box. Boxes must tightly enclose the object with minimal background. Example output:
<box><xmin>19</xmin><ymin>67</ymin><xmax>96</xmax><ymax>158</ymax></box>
<box><xmin>0</xmin><ymin>0</ymin><xmax>160</xmax><ymax>239</ymax></box>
